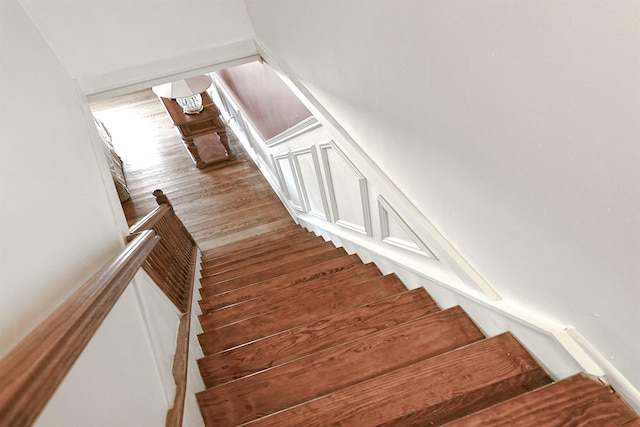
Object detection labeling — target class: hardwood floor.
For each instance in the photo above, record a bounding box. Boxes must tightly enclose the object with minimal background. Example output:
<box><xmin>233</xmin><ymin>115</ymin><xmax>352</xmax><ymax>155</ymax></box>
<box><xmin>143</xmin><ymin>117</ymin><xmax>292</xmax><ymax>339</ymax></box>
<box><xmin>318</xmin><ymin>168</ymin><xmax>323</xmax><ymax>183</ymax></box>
<box><xmin>90</xmin><ymin>89</ymin><xmax>292</xmax><ymax>253</ymax></box>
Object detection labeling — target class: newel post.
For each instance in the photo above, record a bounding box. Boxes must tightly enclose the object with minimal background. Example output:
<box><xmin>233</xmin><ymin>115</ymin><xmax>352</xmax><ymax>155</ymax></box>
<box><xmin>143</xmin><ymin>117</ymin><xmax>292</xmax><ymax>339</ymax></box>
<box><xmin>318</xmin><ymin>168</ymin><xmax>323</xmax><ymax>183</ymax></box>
<box><xmin>153</xmin><ymin>189</ymin><xmax>173</xmax><ymax>209</ymax></box>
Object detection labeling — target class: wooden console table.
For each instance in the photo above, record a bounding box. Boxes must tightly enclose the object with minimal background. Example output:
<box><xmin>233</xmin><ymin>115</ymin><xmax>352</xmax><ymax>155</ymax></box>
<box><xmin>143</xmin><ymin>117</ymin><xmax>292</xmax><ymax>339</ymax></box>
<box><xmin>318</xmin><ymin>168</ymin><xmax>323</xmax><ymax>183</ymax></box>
<box><xmin>158</xmin><ymin>92</ymin><xmax>234</xmax><ymax>168</ymax></box>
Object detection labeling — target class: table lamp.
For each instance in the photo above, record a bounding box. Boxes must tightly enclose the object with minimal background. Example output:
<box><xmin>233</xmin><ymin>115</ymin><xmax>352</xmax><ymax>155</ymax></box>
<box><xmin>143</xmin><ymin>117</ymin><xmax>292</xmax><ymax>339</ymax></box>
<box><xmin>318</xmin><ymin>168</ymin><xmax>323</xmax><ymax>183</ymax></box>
<box><xmin>152</xmin><ymin>75</ymin><xmax>213</xmax><ymax>114</ymax></box>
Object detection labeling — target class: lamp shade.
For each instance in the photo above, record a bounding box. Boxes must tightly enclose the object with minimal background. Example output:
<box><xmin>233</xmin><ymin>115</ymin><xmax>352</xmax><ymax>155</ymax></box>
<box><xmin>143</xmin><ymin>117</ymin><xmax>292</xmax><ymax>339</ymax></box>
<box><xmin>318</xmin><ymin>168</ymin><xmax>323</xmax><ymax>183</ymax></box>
<box><xmin>152</xmin><ymin>75</ymin><xmax>213</xmax><ymax>99</ymax></box>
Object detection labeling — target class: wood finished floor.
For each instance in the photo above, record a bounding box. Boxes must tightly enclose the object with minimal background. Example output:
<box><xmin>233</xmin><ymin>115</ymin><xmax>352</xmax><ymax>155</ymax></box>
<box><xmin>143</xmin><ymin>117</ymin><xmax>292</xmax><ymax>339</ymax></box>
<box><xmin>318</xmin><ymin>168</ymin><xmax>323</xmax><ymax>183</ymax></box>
<box><xmin>90</xmin><ymin>89</ymin><xmax>292</xmax><ymax>253</ymax></box>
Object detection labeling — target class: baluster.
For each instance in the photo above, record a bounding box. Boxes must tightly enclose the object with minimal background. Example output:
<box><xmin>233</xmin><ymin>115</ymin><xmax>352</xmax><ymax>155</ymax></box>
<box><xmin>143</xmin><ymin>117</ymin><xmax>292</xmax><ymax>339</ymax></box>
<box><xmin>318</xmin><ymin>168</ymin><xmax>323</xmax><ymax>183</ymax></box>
<box><xmin>133</xmin><ymin>189</ymin><xmax>197</xmax><ymax>313</ymax></box>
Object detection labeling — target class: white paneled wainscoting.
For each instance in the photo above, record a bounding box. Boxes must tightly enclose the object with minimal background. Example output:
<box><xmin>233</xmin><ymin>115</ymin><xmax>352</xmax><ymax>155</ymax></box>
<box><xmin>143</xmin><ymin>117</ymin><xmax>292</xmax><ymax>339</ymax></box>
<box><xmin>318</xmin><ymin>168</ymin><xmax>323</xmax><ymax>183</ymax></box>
<box><xmin>207</xmin><ymin>67</ymin><xmax>640</xmax><ymax>413</ymax></box>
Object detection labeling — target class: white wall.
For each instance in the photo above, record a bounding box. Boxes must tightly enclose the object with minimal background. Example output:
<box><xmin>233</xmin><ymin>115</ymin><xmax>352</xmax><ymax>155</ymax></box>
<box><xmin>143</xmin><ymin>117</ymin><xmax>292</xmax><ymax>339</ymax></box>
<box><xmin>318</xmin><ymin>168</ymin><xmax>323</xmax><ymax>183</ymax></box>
<box><xmin>1</xmin><ymin>1</ymin><xmax>178</xmax><ymax>424</ymax></box>
<box><xmin>18</xmin><ymin>0</ymin><xmax>257</xmax><ymax>96</ymax></box>
<box><xmin>36</xmin><ymin>283</ymin><xmax>173</xmax><ymax>427</ymax></box>
<box><xmin>0</xmin><ymin>0</ymin><xmax>127</xmax><ymax>361</ymax></box>
<box><xmin>244</xmin><ymin>0</ymin><xmax>640</xmax><ymax>393</ymax></box>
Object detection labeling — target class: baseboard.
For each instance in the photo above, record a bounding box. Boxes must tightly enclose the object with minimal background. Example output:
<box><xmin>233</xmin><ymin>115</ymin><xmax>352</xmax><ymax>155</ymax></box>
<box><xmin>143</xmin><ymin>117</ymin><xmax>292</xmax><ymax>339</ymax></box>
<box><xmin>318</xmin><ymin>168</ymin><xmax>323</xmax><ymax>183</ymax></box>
<box><xmin>565</xmin><ymin>327</ymin><xmax>640</xmax><ymax>413</ymax></box>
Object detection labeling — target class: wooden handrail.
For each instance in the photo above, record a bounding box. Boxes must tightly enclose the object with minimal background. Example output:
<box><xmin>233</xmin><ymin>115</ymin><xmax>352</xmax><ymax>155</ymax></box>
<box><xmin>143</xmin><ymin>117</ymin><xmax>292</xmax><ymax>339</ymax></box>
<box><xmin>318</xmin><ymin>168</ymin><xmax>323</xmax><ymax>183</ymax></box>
<box><xmin>129</xmin><ymin>189</ymin><xmax>175</xmax><ymax>235</ymax></box>
<box><xmin>0</xmin><ymin>230</ymin><xmax>158</xmax><ymax>427</ymax></box>
<box><xmin>129</xmin><ymin>204</ymin><xmax>173</xmax><ymax>236</ymax></box>
<box><xmin>165</xmin><ymin>276</ymin><xmax>196</xmax><ymax>427</ymax></box>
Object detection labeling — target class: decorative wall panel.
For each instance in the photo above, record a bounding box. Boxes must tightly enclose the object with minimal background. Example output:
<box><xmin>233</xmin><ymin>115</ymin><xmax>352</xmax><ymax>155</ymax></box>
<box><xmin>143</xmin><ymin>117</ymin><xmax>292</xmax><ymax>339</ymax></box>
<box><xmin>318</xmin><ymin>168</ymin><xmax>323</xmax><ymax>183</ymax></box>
<box><xmin>320</xmin><ymin>142</ymin><xmax>371</xmax><ymax>236</ymax></box>
<box><xmin>291</xmin><ymin>146</ymin><xmax>330</xmax><ymax>220</ymax></box>
<box><xmin>274</xmin><ymin>153</ymin><xmax>305</xmax><ymax>212</ymax></box>
<box><xmin>378</xmin><ymin>196</ymin><xmax>437</xmax><ymax>259</ymax></box>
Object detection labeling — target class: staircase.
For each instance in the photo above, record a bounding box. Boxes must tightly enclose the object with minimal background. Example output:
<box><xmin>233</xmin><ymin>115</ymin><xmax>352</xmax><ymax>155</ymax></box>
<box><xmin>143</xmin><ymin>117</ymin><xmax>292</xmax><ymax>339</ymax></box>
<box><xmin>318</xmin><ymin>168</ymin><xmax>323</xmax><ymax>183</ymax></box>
<box><xmin>194</xmin><ymin>224</ymin><xmax>639</xmax><ymax>426</ymax></box>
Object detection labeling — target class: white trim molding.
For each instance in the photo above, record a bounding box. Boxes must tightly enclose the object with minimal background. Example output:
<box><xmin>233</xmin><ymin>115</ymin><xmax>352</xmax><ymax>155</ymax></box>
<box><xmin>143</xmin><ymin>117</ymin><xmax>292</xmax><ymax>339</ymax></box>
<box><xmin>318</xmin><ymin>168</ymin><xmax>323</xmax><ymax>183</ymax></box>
<box><xmin>273</xmin><ymin>152</ymin><xmax>306</xmax><ymax>212</ymax></box>
<box><xmin>565</xmin><ymin>327</ymin><xmax>640</xmax><ymax>413</ymax></box>
<box><xmin>319</xmin><ymin>141</ymin><xmax>372</xmax><ymax>237</ymax></box>
<box><xmin>266</xmin><ymin>116</ymin><xmax>321</xmax><ymax>147</ymax></box>
<box><xmin>378</xmin><ymin>195</ymin><xmax>437</xmax><ymax>259</ymax></box>
<box><xmin>291</xmin><ymin>146</ymin><xmax>331</xmax><ymax>221</ymax></box>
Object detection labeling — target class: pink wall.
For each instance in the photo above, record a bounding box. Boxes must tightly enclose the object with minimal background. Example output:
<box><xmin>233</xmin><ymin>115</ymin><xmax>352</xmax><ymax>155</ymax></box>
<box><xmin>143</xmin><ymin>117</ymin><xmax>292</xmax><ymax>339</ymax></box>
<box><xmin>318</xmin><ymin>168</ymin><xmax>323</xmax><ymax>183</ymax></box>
<box><xmin>216</xmin><ymin>61</ymin><xmax>311</xmax><ymax>140</ymax></box>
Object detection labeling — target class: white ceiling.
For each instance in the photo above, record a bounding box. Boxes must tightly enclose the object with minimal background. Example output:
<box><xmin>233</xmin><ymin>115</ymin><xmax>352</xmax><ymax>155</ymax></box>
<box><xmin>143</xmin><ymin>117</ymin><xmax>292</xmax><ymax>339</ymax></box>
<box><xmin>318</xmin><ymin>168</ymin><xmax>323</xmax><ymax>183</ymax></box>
<box><xmin>18</xmin><ymin>0</ymin><xmax>256</xmax><ymax>88</ymax></box>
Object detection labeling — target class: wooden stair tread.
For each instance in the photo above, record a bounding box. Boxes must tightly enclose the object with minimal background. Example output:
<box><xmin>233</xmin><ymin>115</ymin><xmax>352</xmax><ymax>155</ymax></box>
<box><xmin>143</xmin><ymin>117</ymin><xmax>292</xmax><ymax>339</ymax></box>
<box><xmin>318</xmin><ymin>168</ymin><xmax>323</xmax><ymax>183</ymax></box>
<box><xmin>200</xmin><ymin>224</ymin><xmax>304</xmax><ymax>262</ymax></box>
<box><xmin>200</xmin><ymin>221</ymin><xmax>302</xmax><ymax>257</ymax></box>
<box><xmin>198</xmin><ymin>288</ymin><xmax>439</xmax><ymax>387</ymax></box>
<box><xmin>200</xmin><ymin>240</ymin><xmax>336</xmax><ymax>283</ymax></box>
<box><xmin>200</xmin><ymin>230</ymin><xmax>316</xmax><ymax>269</ymax></box>
<box><xmin>191</xmin><ymin>203</ymin><xmax>288</xmax><ymax>238</ymax></box>
<box><xmin>178</xmin><ymin>185</ymin><xmax>281</xmax><ymax>217</ymax></box>
<box><xmin>241</xmin><ymin>332</ymin><xmax>552</xmax><ymax>427</ymax></box>
<box><xmin>198</xmin><ymin>254</ymin><xmax>363</xmax><ymax>309</ymax></box>
<box><xmin>198</xmin><ymin>218</ymin><xmax>296</xmax><ymax>250</ymax></box>
<box><xmin>200</xmin><ymin>232</ymin><xmax>318</xmax><ymax>271</ymax></box>
<box><xmin>199</xmin><ymin>263</ymin><xmax>382</xmax><ymax>326</ymax></box>
<box><xmin>198</xmin><ymin>274</ymin><xmax>407</xmax><ymax>354</ymax></box>
<box><xmin>197</xmin><ymin>306</ymin><xmax>485</xmax><ymax>426</ymax></box>
<box><xmin>445</xmin><ymin>374</ymin><xmax>640</xmax><ymax>427</ymax></box>
<box><xmin>188</xmin><ymin>195</ymin><xmax>282</xmax><ymax>226</ymax></box>
<box><xmin>199</xmin><ymin>247</ymin><xmax>349</xmax><ymax>289</ymax></box>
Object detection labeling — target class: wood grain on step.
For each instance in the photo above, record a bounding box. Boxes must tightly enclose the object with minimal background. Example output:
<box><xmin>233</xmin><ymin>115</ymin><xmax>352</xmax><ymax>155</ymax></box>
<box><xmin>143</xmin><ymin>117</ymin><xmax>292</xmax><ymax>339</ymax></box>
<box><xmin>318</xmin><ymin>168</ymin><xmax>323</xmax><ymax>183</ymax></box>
<box><xmin>197</xmin><ymin>306</ymin><xmax>484</xmax><ymax>426</ymax></box>
<box><xmin>200</xmin><ymin>232</ymin><xmax>317</xmax><ymax>270</ymax></box>
<box><xmin>241</xmin><ymin>333</ymin><xmax>552</xmax><ymax>427</ymax></box>
<box><xmin>199</xmin><ymin>247</ymin><xmax>349</xmax><ymax>289</ymax></box>
<box><xmin>199</xmin><ymin>264</ymin><xmax>382</xmax><ymax>326</ymax></box>
<box><xmin>202</xmin><ymin>218</ymin><xmax>303</xmax><ymax>254</ymax></box>
<box><xmin>184</xmin><ymin>193</ymin><xmax>280</xmax><ymax>222</ymax></box>
<box><xmin>184</xmin><ymin>195</ymin><xmax>279</xmax><ymax>225</ymax></box>
<box><xmin>179</xmin><ymin>188</ymin><xmax>279</xmax><ymax>216</ymax></box>
<box><xmin>198</xmin><ymin>289</ymin><xmax>439</xmax><ymax>387</ymax></box>
<box><xmin>200</xmin><ymin>241</ymin><xmax>336</xmax><ymax>283</ymax></box>
<box><xmin>200</xmin><ymin>225</ymin><xmax>304</xmax><ymax>262</ymax></box>
<box><xmin>198</xmin><ymin>274</ymin><xmax>406</xmax><ymax>354</ymax></box>
<box><xmin>445</xmin><ymin>374</ymin><xmax>640</xmax><ymax>427</ymax></box>
<box><xmin>194</xmin><ymin>206</ymin><xmax>291</xmax><ymax>241</ymax></box>
<box><xmin>198</xmin><ymin>254</ymin><xmax>363</xmax><ymax>310</ymax></box>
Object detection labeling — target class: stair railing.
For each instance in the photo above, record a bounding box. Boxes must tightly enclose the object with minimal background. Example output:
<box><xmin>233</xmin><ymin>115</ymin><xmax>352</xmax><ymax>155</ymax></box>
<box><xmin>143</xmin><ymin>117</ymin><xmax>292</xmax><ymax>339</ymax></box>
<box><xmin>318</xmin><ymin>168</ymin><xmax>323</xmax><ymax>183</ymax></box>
<box><xmin>128</xmin><ymin>189</ymin><xmax>198</xmax><ymax>427</ymax></box>
<box><xmin>128</xmin><ymin>189</ymin><xmax>198</xmax><ymax>313</ymax></box>
<box><xmin>0</xmin><ymin>190</ymin><xmax>198</xmax><ymax>427</ymax></box>
<box><xmin>0</xmin><ymin>229</ymin><xmax>159</xmax><ymax>427</ymax></box>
